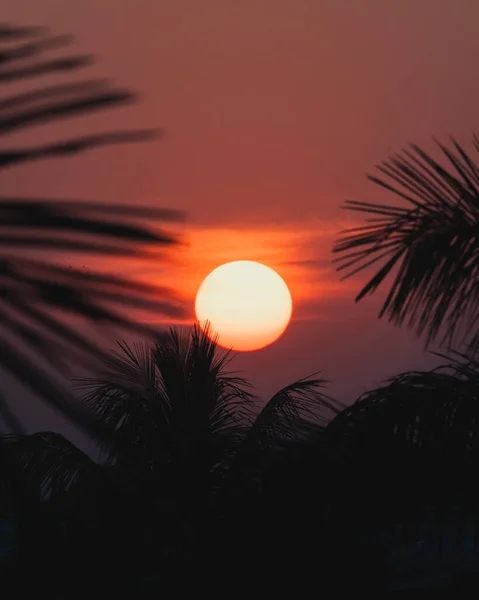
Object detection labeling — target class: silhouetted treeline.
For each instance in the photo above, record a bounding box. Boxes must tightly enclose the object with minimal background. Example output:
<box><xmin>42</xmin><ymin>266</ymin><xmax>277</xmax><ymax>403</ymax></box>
<box><xmin>2</xmin><ymin>327</ymin><xmax>479</xmax><ymax>597</ymax></box>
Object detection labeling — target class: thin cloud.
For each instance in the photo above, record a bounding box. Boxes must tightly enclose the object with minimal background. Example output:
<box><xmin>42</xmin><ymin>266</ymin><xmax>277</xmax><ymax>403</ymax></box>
<box><xmin>65</xmin><ymin>217</ymin><xmax>365</xmax><ymax>323</ymax></box>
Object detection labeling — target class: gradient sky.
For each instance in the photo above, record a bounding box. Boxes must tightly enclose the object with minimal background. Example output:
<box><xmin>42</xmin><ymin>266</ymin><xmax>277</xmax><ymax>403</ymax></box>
<box><xmin>3</xmin><ymin>0</ymin><xmax>479</xmax><ymax>433</ymax></box>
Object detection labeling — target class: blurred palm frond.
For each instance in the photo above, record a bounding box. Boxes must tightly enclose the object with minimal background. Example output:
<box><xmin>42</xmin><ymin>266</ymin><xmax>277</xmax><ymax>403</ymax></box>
<box><xmin>333</xmin><ymin>137</ymin><xmax>479</xmax><ymax>351</ymax></box>
<box><xmin>0</xmin><ymin>23</ymin><xmax>185</xmax><ymax>427</ymax></box>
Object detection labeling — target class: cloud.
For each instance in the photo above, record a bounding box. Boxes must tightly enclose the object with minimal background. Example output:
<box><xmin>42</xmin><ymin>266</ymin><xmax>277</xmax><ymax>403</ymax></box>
<box><xmin>169</xmin><ymin>219</ymin><xmax>362</xmax><ymax>318</ymax></box>
<box><xmin>65</xmin><ymin>216</ymin><xmax>365</xmax><ymax>323</ymax></box>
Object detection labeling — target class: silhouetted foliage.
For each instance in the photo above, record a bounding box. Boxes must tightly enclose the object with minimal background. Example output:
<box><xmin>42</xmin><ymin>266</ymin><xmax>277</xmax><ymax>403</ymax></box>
<box><xmin>320</xmin><ymin>360</ymin><xmax>479</xmax><ymax>555</ymax></box>
<box><xmin>1</xmin><ymin>325</ymin><xmax>332</xmax><ymax>593</ymax></box>
<box><xmin>0</xmin><ymin>23</ymin><xmax>184</xmax><ymax>426</ymax></box>
<box><xmin>333</xmin><ymin>137</ymin><xmax>479</xmax><ymax>351</ymax></box>
<box><xmin>6</xmin><ymin>333</ymin><xmax>479</xmax><ymax>594</ymax></box>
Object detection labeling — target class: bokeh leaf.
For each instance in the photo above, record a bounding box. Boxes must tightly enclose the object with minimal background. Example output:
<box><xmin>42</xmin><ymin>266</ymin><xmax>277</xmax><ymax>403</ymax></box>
<box><xmin>0</xmin><ymin>23</ymin><xmax>185</xmax><ymax>431</ymax></box>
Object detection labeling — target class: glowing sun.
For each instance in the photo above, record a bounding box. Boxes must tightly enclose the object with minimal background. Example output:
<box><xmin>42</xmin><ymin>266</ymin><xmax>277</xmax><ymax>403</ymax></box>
<box><xmin>195</xmin><ymin>260</ymin><xmax>293</xmax><ymax>351</ymax></box>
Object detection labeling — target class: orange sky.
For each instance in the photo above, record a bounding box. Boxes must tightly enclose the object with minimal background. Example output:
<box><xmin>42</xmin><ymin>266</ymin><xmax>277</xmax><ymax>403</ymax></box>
<box><xmin>3</xmin><ymin>0</ymin><xmax>479</xmax><ymax>410</ymax></box>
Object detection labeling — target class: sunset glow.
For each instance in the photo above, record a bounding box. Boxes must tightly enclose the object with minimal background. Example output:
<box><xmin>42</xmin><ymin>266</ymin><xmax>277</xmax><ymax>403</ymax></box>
<box><xmin>195</xmin><ymin>260</ymin><xmax>293</xmax><ymax>351</ymax></box>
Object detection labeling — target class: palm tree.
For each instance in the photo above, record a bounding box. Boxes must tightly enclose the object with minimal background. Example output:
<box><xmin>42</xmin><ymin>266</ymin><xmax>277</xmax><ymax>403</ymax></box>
<box><xmin>255</xmin><ymin>357</ymin><xmax>479</xmax><ymax>593</ymax></box>
<box><xmin>317</xmin><ymin>357</ymin><xmax>479</xmax><ymax>579</ymax></box>
<box><xmin>2</xmin><ymin>324</ymin><xmax>332</xmax><ymax>589</ymax></box>
<box><xmin>76</xmin><ymin>324</ymin><xmax>253</xmax><ymax>476</ymax></box>
<box><xmin>0</xmin><ymin>23</ymin><xmax>184</xmax><ymax>431</ymax></box>
<box><xmin>332</xmin><ymin>137</ymin><xmax>479</xmax><ymax>352</ymax></box>
<box><xmin>75</xmin><ymin>324</ymin><xmax>332</xmax><ymax>586</ymax></box>
<box><xmin>75</xmin><ymin>324</ymin><xmax>331</xmax><ymax>484</ymax></box>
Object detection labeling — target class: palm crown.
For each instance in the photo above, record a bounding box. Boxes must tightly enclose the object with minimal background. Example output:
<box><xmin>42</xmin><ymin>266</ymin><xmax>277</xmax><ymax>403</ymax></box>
<box><xmin>75</xmin><ymin>324</ymin><xmax>331</xmax><ymax>480</ymax></box>
<box><xmin>76</xmin><ymin>325</ymin><xmax>255</xmax><ymax>482</ymax></box>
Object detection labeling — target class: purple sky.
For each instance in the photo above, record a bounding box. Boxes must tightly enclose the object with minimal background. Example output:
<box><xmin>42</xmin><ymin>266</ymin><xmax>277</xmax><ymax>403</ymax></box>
<box><xmin>3</xmin><ymin>0</ymin><xmax>479</xmax><ymax>436</ymax></box>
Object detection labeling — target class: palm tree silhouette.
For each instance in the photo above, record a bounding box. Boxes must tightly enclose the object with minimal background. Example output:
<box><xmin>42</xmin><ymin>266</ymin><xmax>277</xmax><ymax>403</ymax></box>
<box><xmin>1</xmin><ymin>324</ymin><xmax>332</xmax><ymax>590</ymax></box>
<box><xmin>332</xmin><ymin>137</ymin><xmax>479</xmax><ymax>352</ymax></box>
<box><xmin>0</xmin><ymin>23</ymin><xmax>184</xmax><ymax>430</ymax></box>
<box><xmin>316</xmin><ymin>355</ymin><xmax>479</xmax><ymax>591</ymax></box>
<box><xmin>76</xmin><ymin>324</ymin><xmax>254</xmax><ymax>498</ymax></box>
<box><xmin>73</xmin><ymin>323</ymin><xmax>331</xmax><ymax>461</ymax></box>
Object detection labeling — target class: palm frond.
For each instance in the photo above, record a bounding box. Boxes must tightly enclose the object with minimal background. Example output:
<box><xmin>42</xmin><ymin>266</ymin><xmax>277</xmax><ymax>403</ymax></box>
<box><xmin>332</xmin><ymin>137</ymin><xmax>479</xmax><ymax>350</ymax></box>
<box><xmin>432</xmin><ymin>347</ymin><xmax>479</xmax><ymax>381</ymax></box>
<box><xmin>0</xmin><ymin>432</ymin><xmax>105</xmax><ymax>511</ymax></box>
<box><xmin>326</xmin><ymin>368</ymin><xmax>479</xmax><ymax>452</ymax></box>
<box><xmin>0</xmin><ymin>129</ymin><xmax>161</xmax><ymax>168</ymax></box>
<box><xmin>185</xmin><ymin>323</ymin><xmax>255</xmax><ymax>435</ymax></box>
<box><xmin>239</xmin><ymin>375</ymin><xmax>334</xmax><ymax>456</ymax></box>
<box><xmin>0</xmin><ymin>23</ymin><xmax>185</xmax><ymax>425</ymax></box>
<box><xmin>151</xmin><ymin>324</ymin><xmax>255</xmax><ymax>442</ymax></box>
<box><xmin>322</xmin><ymin>366</ymin><xmax>479</xmax><ymax>533</ymax></box>
<box><xmin>75</xmin><ymin>341</ymin><xmax>167</xmax><ymax>469</ymax></box>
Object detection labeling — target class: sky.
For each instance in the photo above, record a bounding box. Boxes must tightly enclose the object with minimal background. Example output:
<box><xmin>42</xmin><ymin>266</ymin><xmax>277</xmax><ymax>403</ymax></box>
<box><xmin>3</xmin><ymin>0</ymin><xmax>479</xmax><ymax>435</ymax></box>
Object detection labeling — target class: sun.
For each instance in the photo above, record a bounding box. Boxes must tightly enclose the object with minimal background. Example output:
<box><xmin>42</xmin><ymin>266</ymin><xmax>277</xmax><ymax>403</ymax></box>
<box><xmin>195</xmin><ymin>260</ymin><xmax>293</xmax><ymax>351</ymax></box>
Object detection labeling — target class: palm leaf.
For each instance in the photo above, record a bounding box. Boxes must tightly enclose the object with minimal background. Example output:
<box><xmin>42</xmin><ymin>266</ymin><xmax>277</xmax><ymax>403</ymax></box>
<box><xmin>75</xmin><ymin>325</ymin><xmax>255</xmax><ymax>473</ymax></box>
<box><xmin>0</xmin><ymin>23</ymin><xmax>185</xmax><ymax>427</ymax></box>
<box><xmin>238</xmin><ymin>375</ymin><xmax>334</xmax><ymax>459</ymax></box>
<box><xmin>332</xmin><ymin>137</ymin><xmax>479</xmax><ymax>351</ymax></box>
<box><xmin>153</xmin><ymin>324</ymin><xmax>255</xmax><ymax>442</ymax></box>
<box><xmin>322</xmin><ymin>365</ymin><xmax>479</xmax><ymax>536</ymax></box>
